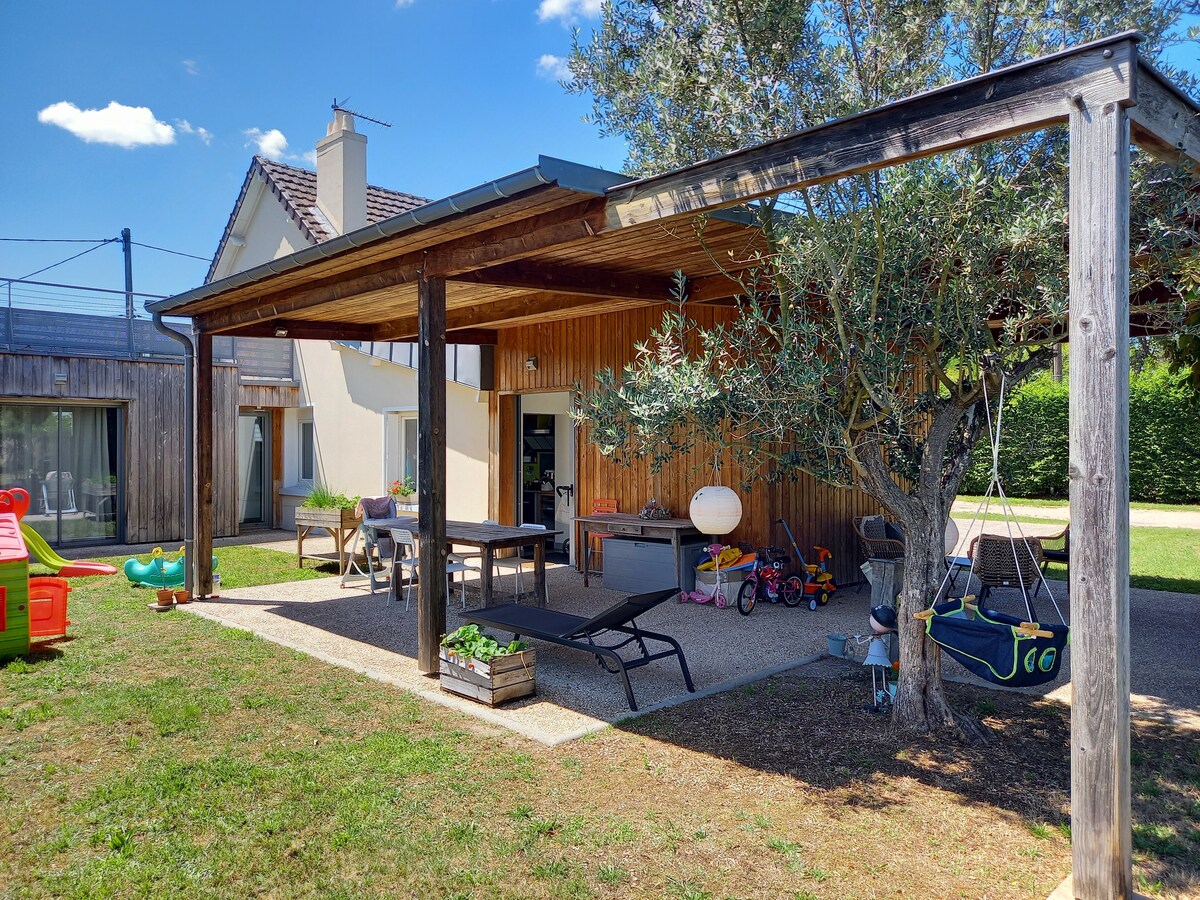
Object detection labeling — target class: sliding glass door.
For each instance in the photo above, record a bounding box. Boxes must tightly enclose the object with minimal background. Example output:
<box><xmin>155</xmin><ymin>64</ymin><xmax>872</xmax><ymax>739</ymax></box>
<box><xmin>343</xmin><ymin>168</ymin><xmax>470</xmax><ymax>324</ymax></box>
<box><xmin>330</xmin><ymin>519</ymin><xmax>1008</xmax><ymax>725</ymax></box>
<box><xmin>0</xmin><ymin>403</ymin><xmax>122</xmax><ymax>545</ymax></box>
<box><xmin>237</xmin><ymin>412</ymin><xmax>269</xmax><ymax>526</ymax></box>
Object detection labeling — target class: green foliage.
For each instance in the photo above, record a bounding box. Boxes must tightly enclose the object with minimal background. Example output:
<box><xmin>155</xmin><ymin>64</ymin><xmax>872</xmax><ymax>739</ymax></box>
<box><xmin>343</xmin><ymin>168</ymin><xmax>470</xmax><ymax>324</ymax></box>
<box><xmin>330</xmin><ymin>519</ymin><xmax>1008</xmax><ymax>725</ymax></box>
<box><xmin>440</xmin><ymin>624</ymin><xmax>527</xmax><ymax>663</ymax></box>
<box><xmin>962</xmin><ymin>366</ymin><xmax>1200</xmax><ymax>503</ymax></box>
<box><xmin>300</xmin><ymin>483</ymin><xmax>359</xmax><ymax>510</ymax></box>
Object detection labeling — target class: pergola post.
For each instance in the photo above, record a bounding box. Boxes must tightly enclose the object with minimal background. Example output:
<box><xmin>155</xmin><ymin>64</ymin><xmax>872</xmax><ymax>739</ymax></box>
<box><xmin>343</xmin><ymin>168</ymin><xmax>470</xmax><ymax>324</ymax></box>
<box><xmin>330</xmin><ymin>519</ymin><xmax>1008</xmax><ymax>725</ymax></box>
<box><xmin>194</xmin><ymin>331</ymin><xmax>215</xmax><ymax>598</ymax></box>
<box><xmin>417</xmin><ymin>273</ymin><xmax>448</xmax><ymax>674</ymax></box>
<box><xmin>1067</xmin><ymin>99</ymin><xmax>1132</xmax><ymax>898</ymax></box>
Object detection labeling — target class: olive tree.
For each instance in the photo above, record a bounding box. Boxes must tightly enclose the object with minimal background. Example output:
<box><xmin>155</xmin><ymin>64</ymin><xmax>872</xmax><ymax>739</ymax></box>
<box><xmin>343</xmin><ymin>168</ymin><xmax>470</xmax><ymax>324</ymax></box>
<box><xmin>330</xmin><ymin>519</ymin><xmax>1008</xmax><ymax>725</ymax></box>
<box><xmin>567</xmin><ymin>0</ymin><xmax>1199</xmax><ymax>735</ymax></box>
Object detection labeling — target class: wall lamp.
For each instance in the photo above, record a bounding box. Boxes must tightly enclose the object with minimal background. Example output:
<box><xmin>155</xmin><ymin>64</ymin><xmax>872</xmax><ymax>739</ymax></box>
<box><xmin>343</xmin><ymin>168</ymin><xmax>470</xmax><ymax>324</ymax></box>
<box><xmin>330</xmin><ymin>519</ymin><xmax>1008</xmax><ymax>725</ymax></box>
<box><xmin>273</xmin><ymin>326</ymin><xmax>289</xmax><ymax>338</ymax></box>
<box><xmin>525</xmin><ymin>356</ymin><xmax>538</xmax><ymax>371</ymax></box>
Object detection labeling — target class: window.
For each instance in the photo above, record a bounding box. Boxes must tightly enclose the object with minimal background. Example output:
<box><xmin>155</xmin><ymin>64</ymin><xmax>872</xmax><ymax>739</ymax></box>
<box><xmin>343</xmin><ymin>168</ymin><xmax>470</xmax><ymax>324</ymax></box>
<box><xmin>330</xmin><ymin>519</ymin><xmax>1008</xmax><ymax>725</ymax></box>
<box><xmin>299</xmin><ymin>419</ymin><xmax>314</xmax><ymax>483</ymax></box>
<box><xmin>384</xmin><ymin>411</ymin><xmax>418</xmax><ymax>492</ymax></box>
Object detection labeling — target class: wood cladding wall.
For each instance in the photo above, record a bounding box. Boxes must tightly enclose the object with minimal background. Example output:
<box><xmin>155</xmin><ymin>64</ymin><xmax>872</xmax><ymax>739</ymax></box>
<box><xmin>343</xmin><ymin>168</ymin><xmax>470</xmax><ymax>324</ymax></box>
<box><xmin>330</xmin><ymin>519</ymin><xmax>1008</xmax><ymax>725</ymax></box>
<box><xmin>493</xmin><ymin>307</ymin><xmax>882</xmax><ymax>585</ymax></box>
<box><xmin>0</xmin><ymin>354</ymin><xmax>240</xmax><ymax>543</ymax></box>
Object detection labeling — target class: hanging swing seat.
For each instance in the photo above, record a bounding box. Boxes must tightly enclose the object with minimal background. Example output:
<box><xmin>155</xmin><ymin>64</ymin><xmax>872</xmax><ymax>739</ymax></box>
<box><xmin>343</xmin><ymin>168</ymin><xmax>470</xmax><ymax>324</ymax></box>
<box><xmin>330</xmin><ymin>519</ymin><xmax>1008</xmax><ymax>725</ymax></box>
<box><xmin>917</xmin><ymin>370</ymin><xmax>1070</xmax><ymax>689</ymax></box>
<box><xmin>917</xmin><ymin>597</ymin><xmax>1069</xmax><ymax>687</ymax></box>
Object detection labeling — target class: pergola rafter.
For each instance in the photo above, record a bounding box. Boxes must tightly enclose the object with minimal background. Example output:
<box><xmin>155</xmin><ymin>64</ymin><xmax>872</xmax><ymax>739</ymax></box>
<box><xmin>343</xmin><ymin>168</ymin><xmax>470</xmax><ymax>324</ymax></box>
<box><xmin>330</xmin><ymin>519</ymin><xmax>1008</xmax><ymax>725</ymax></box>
<box><xmin>150</xmin><ymin>30</ymin><xmax>1200</xmax><ymax>900</ymax></box>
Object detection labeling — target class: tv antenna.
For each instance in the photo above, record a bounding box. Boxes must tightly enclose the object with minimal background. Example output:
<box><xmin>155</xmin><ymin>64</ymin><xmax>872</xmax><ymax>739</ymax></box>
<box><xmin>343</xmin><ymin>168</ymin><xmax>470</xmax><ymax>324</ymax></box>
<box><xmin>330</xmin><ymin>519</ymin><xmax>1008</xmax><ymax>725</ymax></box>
<box><xmin>332</xmin><ymin>97</ymin><xmax>392</xmax><ymax>129</ymax></box>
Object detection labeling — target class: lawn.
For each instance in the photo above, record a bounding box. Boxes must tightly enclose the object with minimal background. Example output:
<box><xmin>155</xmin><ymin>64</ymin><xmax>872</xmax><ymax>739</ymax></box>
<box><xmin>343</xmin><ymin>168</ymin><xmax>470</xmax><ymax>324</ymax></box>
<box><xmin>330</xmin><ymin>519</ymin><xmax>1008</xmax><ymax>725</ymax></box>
<box><xmin>952</xmin><ymin>514</ymin><xmax>1200</xmax><ymax>595</ymax></box>
<box><xmin>956</xmin><ymin>495</ymin><xmax>1200</xmax><ymax>514</ymax></box>
<box><xmin>2</xmin><ymin>547</ymin><xmax>1197</xmax><ymax>898</ymax></box>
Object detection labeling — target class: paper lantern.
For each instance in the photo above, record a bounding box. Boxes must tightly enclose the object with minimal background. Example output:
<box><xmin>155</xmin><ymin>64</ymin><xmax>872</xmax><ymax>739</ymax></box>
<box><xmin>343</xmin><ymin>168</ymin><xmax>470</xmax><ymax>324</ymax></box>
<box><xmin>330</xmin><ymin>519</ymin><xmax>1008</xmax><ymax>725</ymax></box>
<box><xmin>944</xmin><ymin>517</ymin><xmax>961</xmax><ymax>555</ymax></box>
<box><xmin>689</xmin><ymin>486</ymin><xmax>742</xmax><ymax>536</ymax></box>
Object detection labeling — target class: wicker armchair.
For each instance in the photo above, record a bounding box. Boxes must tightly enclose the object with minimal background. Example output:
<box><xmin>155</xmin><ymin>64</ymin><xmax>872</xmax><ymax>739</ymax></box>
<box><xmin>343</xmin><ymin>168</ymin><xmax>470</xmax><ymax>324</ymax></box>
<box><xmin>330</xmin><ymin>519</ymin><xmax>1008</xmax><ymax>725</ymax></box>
<box><xmin>853</xmin><ymin>515</ymin><xmax>906</xmax><ymax>561</ymax></box>
<box><xmin>969</xmin><ymin>533</ymin><xmax>1043</xmax><ymax>603</ymax></box>
<box><xmin>1037</xmin><ymin>525</ymin><xmax>1070</xmax><ymax>579</ymax></box>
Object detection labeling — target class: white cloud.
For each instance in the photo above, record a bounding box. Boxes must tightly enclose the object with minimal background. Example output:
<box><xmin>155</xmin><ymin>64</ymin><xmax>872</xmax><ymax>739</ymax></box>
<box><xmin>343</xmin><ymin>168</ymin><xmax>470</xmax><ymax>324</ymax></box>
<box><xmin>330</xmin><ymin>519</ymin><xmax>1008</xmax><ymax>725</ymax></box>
<box><xmin>244</xmin><ymin>127</ymin><xmax>290</xmax><ymax>160</ymax></box>
<box><xmin>182</xmin><ymin>58</ymin><xmax>199</xmax><ymax>76</ymax></box>
<box><xmin>37</xmin><ymin>100</ymin><xmax>175</xmax><ymax>148</ymax></box>
<box><xmin>176</xmin><ymin>119</ymin><xmax>213</xmax><ymax>145</ymax></box>
<box><xmin>536</xmin><ymin>53</ymin><xmax>572</xmax><ymax>81</ymax></box>
<box><xmin>394</xmin><ymin>0</ymin><xmax>415</xmax><ymax>6</ymax></box>
<box><xmin>537</xmin><ymin>0</ymin><xmax>602</xmax><ymax>24</ymax></box>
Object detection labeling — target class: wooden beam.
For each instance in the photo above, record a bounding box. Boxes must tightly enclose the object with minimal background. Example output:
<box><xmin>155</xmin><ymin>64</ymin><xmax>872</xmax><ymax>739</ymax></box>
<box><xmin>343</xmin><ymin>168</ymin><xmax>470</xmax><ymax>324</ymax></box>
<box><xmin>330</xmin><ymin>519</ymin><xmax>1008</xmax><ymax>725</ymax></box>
<box><xmin>606</xmin><ymin>35</ymin><xmax>1139</xmax><ymax>228</ymax></box>
<box><xmin>1067</xmin><ymin>97</ymin><xmax>1132</xmax><ymax>898</ymax></box>
<box><xmin>376</xmin><ymin>292</ymin><xmax>639</xmax><ymax>341</ymax></box>
<box><xmin>225</xmin><ymin>320</ymin><xmax>378</xmax><ymax>341</ymax></box>
<box><xmin>199</xmin><ymin>258</ymin><xmax>421</xmax><ymax>334</ymax></box>
<box><xmin>198</xmin><ymin>199</ymin><xmax>608</xmax><ymax>335</ymax></box>
<box><xmin>425</xmin><ymin>199</ymin><xmax>607</xmax><ymax>277</ymax></box>
<box><xmin>195</xmin><ymin>332</ymin><xmax>215</xmax><ymax>598</ymax></box>
<box><xmin>449</xmin><ymin>260</ymin><xmax>675</xmax><ymax>302</ymax></box>
<box><xmin>416</xmin><ymin>273</ymin><xmax>448</xmax><ymax>676</ymax></box>
<box><xmin>1129</xmin><ymin>62</ymin><xmax>1200</xmax><ymax>165</ymax></box>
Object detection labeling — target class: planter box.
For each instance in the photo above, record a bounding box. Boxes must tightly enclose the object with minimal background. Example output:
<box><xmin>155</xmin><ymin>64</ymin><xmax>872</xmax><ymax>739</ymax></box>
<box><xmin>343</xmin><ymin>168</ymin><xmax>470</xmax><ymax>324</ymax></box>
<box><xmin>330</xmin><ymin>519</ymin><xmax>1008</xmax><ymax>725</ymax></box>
<box><xmin>439</xmin><ymin>646</ymin><xmax>536</xmax><ymax>707</ymax></box>
<box><xmin>294</xmin><ymin>507</ymin><xmax>361</xmax><ymax>531</ymax></box>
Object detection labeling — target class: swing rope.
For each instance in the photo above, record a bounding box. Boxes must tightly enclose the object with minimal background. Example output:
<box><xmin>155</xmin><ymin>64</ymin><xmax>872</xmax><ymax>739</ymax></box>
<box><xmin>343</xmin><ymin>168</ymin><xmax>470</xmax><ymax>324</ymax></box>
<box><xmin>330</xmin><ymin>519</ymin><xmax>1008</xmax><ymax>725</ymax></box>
<box><xmin>930</xmin><ymin>369</ymin><xmax>1067</xmax><ymax>626</ymax></box>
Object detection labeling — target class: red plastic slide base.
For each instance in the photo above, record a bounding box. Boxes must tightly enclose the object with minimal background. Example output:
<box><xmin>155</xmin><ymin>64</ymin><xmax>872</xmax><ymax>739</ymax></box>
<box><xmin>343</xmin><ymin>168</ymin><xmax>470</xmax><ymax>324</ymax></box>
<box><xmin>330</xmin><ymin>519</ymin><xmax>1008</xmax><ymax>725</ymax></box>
<box><xmin>56</xmin><ymin>562</ymin><xmax>118</xmax><ymax>577</ymax></box>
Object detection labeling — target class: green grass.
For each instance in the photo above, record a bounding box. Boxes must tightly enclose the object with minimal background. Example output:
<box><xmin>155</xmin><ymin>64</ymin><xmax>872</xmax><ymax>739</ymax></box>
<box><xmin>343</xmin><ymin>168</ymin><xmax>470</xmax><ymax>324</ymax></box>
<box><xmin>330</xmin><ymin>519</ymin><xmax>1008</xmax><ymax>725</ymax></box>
<box><xmin>33</xmin><ymin>544</ymin><xmax>341</xmax><ymax>590</ymax></box>
<box><xmin>956</xmin><ymin>495</ymin><xmax>1200</xmax><ymax>513</ymax></box>
<box><xmin>1037</xmin><ymin>526</ymin><xmax>1200</xmax><ymax>595</ymax></box>
<box><xmin>952</xmin><ymin>513</ymin><xmax>1200</xmax><ymax>596</ymax></box>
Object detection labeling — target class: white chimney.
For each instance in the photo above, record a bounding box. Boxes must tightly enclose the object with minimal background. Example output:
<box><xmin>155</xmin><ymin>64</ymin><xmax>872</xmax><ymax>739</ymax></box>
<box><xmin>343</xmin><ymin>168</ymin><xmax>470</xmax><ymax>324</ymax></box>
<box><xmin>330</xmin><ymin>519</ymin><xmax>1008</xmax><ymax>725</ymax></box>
<box><xmin>315</xmin><ymin>109</ymin><xmax>368</xmax><ymax>236</ymax></box>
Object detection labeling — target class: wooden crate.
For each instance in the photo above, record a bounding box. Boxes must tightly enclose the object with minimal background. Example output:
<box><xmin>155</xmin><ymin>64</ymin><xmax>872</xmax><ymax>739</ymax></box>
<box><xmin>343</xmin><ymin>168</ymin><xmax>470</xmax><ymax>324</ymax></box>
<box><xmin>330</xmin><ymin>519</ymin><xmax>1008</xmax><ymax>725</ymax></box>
<box><xmin>438</xmin><ymin>646</ymin><xmax>536</xmax><ymax>707</ymax></box>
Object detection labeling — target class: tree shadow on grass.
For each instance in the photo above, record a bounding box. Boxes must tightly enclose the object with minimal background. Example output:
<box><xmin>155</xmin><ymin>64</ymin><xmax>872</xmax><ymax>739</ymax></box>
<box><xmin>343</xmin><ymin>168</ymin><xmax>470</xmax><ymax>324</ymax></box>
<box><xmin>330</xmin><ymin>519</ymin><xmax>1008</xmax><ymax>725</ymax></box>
<box><xmin>622</xmin><ymin>668</ymin><xmax>1200</xmax><ymax>898</ymax></box>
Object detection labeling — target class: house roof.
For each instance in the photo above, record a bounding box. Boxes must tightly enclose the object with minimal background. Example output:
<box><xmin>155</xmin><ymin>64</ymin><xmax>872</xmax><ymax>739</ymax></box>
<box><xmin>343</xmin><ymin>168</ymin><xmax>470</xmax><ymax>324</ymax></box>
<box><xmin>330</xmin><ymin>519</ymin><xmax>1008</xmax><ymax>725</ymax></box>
<box><xmin>205</xmin><ymin>156</ymin><xmax>429</xmax><ymax>282</ymax></box>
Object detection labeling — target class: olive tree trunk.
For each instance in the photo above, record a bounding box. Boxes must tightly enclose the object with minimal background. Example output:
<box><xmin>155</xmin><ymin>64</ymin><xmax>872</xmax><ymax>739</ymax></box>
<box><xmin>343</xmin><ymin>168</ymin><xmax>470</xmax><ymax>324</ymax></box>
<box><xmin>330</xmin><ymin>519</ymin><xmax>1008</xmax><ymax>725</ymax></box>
<box><xmin>855</xmin><ymin>392</ymin><xmax>994</xmax><ymax>739</ymax></box>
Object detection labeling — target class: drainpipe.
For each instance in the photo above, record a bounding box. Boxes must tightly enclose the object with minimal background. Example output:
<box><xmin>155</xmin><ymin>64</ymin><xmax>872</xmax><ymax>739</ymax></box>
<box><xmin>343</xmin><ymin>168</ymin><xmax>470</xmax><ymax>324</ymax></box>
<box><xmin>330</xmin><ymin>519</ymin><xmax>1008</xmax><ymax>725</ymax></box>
<box><xmin>153</xmin><ymin>313</ymin><xmax>195</xmax><ymax>593</ymax></box>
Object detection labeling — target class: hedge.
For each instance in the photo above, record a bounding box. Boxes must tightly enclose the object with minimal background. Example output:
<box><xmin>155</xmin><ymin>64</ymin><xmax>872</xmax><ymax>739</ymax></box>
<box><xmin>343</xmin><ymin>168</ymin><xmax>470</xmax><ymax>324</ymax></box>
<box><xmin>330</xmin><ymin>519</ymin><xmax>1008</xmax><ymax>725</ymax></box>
<box><xmin>961</xmin><ymin>366</ymin><xmax>1200</xmax><ymax>503</ymax></box>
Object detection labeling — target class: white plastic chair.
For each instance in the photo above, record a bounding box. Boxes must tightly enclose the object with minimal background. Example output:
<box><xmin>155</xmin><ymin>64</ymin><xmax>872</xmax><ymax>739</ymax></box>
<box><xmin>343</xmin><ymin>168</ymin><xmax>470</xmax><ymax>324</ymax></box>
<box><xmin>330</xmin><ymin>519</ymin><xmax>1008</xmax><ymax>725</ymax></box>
<box><xmin>388</xmin><ymin>528</ymin><xmax>479</xmax><ymax>609</ymax></box>
<box><xmin>490</xmin><ymin>523</ymin><xmax>548</xmax><ymax>603</ymax></box>
<box><xmin>42</xmin><ymin>471</ymin><xmax>78</xmax><ymax>515</ymax></box>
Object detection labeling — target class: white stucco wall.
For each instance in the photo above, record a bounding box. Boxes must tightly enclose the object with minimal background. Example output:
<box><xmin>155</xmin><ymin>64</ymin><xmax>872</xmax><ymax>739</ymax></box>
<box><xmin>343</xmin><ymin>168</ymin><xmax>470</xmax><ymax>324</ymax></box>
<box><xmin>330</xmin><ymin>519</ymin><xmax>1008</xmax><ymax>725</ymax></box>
<box><xmin>211</xmin><ymin>168</ymin><xmax>491</xmax><ymax>531</ymax></box>
<box><xmin>289</xmin><ymin>340</ymin><xmax>489</xmax><ymax>528</ymax></box>
<box><xmin>209</xmin><ymin>180</ymin><xmax>311</xmax><ymax>283</ymax></box>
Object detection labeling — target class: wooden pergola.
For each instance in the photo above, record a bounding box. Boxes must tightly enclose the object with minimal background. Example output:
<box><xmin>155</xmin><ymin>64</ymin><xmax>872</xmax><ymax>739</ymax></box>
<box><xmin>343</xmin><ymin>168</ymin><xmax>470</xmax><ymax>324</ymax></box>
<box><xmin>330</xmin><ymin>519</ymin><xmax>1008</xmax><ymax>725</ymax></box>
<box><xmin>150</xmin><ymin>32</ymin><xmax>1199</xmax><ymax>899</ymax></box>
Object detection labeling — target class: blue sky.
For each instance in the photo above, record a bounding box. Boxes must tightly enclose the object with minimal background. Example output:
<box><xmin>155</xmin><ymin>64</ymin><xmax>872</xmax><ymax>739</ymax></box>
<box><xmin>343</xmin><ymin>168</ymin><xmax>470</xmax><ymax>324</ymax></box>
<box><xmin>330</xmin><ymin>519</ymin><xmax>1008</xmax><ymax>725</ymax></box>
<box><xmin>0</xmin><ymin>0</ymin><xmax>621</xmax><ymax>299</ymax></box>
<box><xmin>1</xmin><ymin>2</ymin><xmax>1197</xmax><ymax>302</ymax></box>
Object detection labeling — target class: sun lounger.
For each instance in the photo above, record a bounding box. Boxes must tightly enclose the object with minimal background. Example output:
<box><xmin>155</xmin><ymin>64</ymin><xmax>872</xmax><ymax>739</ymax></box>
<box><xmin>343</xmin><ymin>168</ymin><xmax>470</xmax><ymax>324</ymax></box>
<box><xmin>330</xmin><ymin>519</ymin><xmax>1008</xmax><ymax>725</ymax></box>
<box><xmin>460</xmin><ymin>587</ymin><xmax>694</xmax><ymax>711</ymax></box>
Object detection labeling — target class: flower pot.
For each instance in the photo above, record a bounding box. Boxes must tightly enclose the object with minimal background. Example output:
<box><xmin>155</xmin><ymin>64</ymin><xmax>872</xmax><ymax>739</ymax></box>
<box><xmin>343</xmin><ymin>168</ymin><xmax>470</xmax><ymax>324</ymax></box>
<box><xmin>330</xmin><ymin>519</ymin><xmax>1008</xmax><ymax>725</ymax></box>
<box><xmin>156</xmin><ymin>588</ymin><xmax>174</xmax><ymax>606</ymax></box>
<box><xmin>174</xmin><ymin>589</ymin><xmax>190</xmax><ymax>605</ymax></box>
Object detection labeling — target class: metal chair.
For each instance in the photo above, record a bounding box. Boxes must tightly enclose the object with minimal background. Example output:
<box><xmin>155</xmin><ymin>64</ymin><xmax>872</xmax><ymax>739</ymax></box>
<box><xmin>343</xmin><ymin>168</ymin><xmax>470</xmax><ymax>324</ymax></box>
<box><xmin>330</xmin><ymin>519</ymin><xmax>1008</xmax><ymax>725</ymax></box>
<box><xmin>586</xmin><ymin>498</ymin><xmax>618</xmax><ymax>577</ymax></box>
<box><xmin>388</xmin><ymin>528</ymin><xmax>479</xmax><ymax>609</ymax></box>
<box><xmin>491</xmin><ymin>522</ymin><xmax>548</xmax><ymax>603</ymax></box>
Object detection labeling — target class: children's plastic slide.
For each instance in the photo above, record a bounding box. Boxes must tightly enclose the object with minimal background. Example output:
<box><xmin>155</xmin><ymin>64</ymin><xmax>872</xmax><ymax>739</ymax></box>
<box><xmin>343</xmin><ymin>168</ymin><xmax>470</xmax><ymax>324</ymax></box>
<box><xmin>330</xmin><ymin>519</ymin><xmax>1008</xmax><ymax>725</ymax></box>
<box><xmin>19</xmin><ymin>523</ymin><xmax>117</xmax><ymax>577</ymax></box>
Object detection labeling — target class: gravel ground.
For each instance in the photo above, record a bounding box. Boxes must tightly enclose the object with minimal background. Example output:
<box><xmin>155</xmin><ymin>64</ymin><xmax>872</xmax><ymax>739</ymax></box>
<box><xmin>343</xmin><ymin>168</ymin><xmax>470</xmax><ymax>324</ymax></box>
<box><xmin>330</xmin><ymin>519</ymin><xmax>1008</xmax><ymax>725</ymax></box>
<box><xmin>181</xmin><ymin>565</ymin><xmax>877</xmax><ymax>744</ymax></box>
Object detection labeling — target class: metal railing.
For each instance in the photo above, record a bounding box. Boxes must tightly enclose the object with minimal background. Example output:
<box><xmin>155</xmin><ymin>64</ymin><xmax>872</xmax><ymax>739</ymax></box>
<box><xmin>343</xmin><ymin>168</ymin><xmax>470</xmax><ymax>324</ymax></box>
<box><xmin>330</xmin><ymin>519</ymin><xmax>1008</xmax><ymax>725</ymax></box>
<box><xmin>1</xmin><ymin>280</ymin><xmax>293</xmax><ymax>380</ymax></box>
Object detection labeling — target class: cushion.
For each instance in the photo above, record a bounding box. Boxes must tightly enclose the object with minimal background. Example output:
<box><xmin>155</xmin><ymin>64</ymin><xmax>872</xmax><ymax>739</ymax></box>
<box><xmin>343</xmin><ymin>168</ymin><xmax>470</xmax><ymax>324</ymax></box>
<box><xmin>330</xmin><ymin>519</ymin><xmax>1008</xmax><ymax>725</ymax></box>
<box><xmin>359</xmin><ymin>496</ymin><xmax>395</xmax><ymax>521</ymax></box>
<box><xmin>884</xmin><ymin>521</ymin><xmax>906</xmax><ymax>543</ymax></box>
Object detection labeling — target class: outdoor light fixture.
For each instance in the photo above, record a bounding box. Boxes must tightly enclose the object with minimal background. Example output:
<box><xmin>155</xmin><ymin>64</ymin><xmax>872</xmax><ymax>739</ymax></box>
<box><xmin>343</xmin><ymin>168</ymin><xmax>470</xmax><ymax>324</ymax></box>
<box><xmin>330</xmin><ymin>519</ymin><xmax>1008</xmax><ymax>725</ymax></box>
<box><xmin>525</xmin><ymin>356</ymin><xmax>538</xmax><ymax>371</ymax></box>
<box><xmin>273</xmin><ymin>326</ymin><xmax>289</xmax><ymax>338</ymax></box>
<box><xmin>688</xmin><ymin>485</ymin><xmax>742</xmax><ymax>537</ymax></box>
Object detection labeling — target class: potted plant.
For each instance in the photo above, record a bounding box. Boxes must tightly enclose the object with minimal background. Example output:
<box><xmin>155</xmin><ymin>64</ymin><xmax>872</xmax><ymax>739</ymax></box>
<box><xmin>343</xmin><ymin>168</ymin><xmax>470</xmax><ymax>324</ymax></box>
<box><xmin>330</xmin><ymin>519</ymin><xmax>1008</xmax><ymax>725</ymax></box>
<box><xmin>439</xmin><ymin>624</ymin><xmax>535</xmax><ymax>707</ymax></box>
<box><xmin>388</xmin><ymin>477</ymin><xmax>418</xmax><ymax>512</ymax></box>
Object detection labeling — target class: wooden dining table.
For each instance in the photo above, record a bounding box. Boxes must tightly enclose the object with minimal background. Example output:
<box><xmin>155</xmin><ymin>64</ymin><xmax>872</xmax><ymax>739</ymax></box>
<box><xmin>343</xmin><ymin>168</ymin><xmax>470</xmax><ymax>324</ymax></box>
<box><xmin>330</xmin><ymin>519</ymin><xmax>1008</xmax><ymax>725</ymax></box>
<box><xmin>350</xmin><ymin>518</ymin><xmax>561</xmax><ymax>608</ymax></box>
